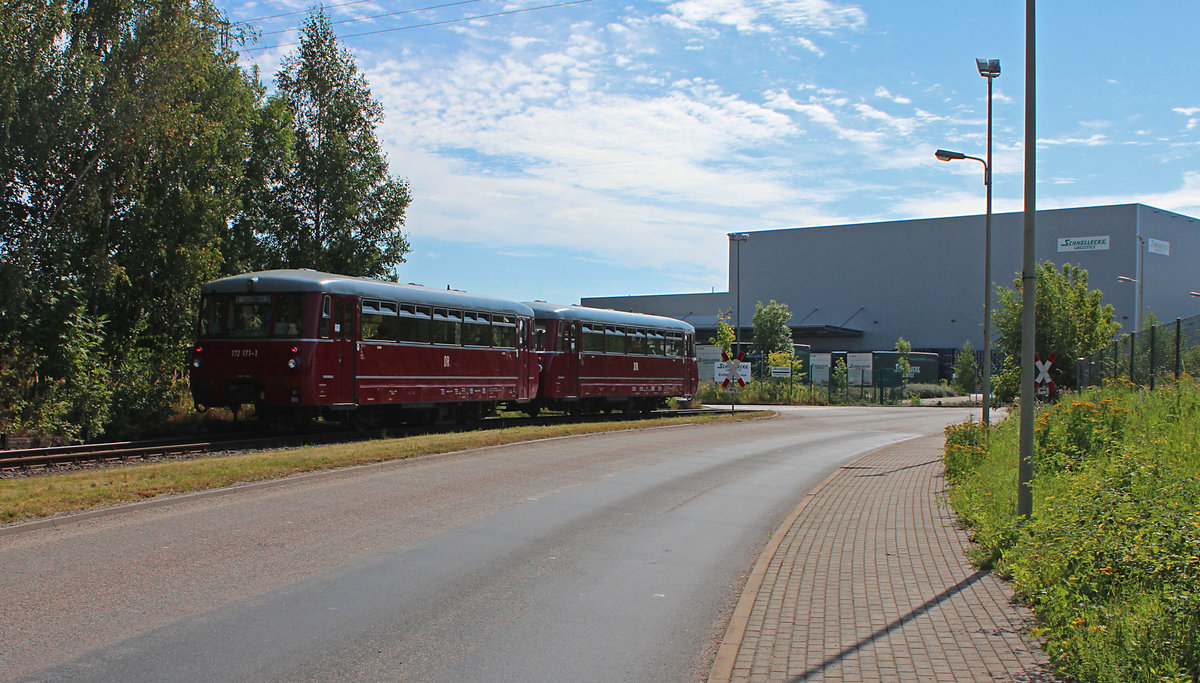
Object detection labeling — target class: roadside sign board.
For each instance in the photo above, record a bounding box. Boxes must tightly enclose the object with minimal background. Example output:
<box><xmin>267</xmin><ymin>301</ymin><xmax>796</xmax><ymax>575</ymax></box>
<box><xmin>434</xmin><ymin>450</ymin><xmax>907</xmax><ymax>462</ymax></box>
<box><xmin>770</xmin><ymin>366</ymin><xmax>792</xmax><ymax>378</ymax></box>
<box><xmin>714</xmin><ymin>361</ymin><xmax>730</xmax><ymax>383</ymax></box>
<box><xmin>811</xmin><ymin>353</ymin><xmax>831</xmax><ymax>384</ymax></box>
<box><xmin>847</xmin><ymin>352</ymin><xmax>873</xmax><ymax>386</ymax></box>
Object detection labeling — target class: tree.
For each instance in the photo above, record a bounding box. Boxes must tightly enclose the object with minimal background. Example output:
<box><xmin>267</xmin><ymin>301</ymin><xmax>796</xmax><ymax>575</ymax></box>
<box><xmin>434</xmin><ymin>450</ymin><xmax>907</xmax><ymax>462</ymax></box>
<box><xmin>709</xmin><ymin>311</ymin><xmax>734</xmax><ymax>358</ymax></box>
<box><xmin>752</xmin><ymin>300</ymin><xmax>793</xmax><ymax>356</ymax></box>
<box><xmin>993</xmin><ymin>261</ymin><xmax>1120</xmax><ymax>400</ymax></box>
<box><xmin>0</xmin><ymin>0</ymin><xmax>262</xmax><ymax>437</ymax></box>
<box><xmin>895</xmin><ymin>337</ymin><xmax>912</xmax><ymax>386</ymax></box>
<box><xmin>951</xmin><ymin>340</ymin><xmax>978</xmax><ymax>396</ymax></box>
<box><xmin>264</xmin><ymin>10</ymin><xmax>411</xmax><ymax>277</ymax></box>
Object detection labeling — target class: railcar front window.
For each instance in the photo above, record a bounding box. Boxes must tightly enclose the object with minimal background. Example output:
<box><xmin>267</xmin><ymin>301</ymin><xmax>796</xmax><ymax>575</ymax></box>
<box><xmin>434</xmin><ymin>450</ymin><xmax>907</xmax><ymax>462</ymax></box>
<box><xmin>230</xmin><ymin>295</ymin><xmax>271</xmax><ymax>338</ymax></box>
<box><xmin>274</xmin><ymin>294</ymin><xmax>306</xmax><ymax>337</ymax></box>
<box><xmin>198</xmin><ymin>295</ymin><xmax>227</xmax><ymax>338</ymax></box>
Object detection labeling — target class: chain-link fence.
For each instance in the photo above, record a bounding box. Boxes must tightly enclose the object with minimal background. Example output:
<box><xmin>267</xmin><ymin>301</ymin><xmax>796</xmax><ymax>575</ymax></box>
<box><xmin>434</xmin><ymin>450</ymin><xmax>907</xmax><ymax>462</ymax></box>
<box><xmin>1077</xmin><ymin>314</ymin><xmax>1200</xmax><ymax>389</ymax></box>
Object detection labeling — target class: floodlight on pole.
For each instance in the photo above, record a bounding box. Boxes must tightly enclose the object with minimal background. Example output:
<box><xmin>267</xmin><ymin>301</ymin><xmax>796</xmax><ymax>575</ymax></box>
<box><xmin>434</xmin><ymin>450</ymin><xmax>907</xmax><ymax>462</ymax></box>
<box><xmin>933</xmin><ymin>142</ymin><xmax>993</xmax><ymax>426</ymax></box>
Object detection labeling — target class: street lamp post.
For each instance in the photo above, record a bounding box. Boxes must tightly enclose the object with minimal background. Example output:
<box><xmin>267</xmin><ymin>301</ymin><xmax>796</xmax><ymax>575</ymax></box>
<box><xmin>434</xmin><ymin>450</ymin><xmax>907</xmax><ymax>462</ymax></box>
<box><xmin>935</xmin><ymin>146</ymin><xmax>994</xmax><ymax>426</ymax></box>
<box><xmin>1117</xmin><ymin>275</ymin><xmax>1143</xmax><ymax>333</ymax></box>
<box><xmin>729</xmin><ymin>233</ymin><xmax>749</xmax><ymax>357</ymax></box>
<box><xmin>977</xmin><ymin>58</ymin><xmax>999</xmax><ymax>426</ymax></box>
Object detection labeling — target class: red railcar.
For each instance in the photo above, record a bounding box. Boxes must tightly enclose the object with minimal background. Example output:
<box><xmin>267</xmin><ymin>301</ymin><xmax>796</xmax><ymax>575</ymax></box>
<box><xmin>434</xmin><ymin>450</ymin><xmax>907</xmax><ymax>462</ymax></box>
<box><xmin>524</xmin><ymin>302</ymin><xmax>698</xmax><ymax>414</ymax></box>
<box><xmin>190</xmin><ymin>270</ymin><xmax>539</xmax><ymax>424</ymax></box>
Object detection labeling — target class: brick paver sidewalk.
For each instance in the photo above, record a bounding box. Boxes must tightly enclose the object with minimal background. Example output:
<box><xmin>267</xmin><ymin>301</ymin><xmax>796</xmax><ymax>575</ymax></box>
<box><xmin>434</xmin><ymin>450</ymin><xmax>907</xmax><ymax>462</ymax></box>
<box><xmin>710</xmin><ymin>435</ymin><xmax>1059</xmax><ymax>682</ymax></box>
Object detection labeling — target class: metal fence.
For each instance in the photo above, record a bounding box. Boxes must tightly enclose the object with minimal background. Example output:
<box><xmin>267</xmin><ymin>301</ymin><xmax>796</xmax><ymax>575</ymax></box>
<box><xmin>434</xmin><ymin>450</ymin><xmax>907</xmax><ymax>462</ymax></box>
<box><xmin>1077</xmin><ymin>313</ymin><xmax>1200</xmax><ymax>389</ymax></box>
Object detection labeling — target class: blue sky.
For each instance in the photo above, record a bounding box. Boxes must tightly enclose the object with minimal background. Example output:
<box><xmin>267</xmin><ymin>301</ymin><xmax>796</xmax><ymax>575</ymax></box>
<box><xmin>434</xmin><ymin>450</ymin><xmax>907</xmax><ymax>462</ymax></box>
<box><xmin>221</xmin><ymin>0</ymin><xmax>1200</xmax><ymax>304</ymax></box>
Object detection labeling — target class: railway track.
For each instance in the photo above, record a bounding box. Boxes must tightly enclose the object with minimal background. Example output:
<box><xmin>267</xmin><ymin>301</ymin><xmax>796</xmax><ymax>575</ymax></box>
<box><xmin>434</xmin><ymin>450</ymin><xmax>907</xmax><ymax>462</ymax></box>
<box><xmin>0</xmin><ymin>409</ymin><xmax>713</xmax><ymax>473</ymax></box>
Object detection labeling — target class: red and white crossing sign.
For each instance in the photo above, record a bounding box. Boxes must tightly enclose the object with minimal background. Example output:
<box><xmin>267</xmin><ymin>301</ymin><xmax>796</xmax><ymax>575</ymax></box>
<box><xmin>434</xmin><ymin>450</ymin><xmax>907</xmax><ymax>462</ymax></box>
<box><xmin>715</xmin><ymin>351</ymin><xmax>751</xmax><ymax>389</ymax></box>
<box><xmin>1034</xmin><ymin>353</ymin><xmax>1058</xmax><ymax>395</ymax></box>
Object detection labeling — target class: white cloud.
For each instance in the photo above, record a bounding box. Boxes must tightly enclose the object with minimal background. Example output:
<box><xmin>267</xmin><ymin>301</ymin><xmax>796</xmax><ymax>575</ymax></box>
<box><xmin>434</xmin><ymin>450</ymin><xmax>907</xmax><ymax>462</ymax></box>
<box><xmin>1174</xmin><ymin>107</ymin><xmax>1200</xmax><ymax>130</ymax></box>
<box><xmin>1036</xmin><ymin>134</ymin><xmax>1110</xmax><ymax>147</ymax></box>
<box><xmin>661</xmin><ymin>0</ymin><xmax>865</xmax><ymax>36</ymax></box>
<box><xmin>874</xmin><ymin>86</ymin><xmax>911</xmax><ymax>105</ymax></box>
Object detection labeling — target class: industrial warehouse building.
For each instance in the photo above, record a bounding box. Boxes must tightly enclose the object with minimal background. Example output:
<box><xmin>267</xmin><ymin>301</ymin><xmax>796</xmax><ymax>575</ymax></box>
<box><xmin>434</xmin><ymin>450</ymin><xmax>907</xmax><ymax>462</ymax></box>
<box><xmin>583</xmin><ymin>204</ymin><xmax>1200</xmax><ymax>378</ymax></box>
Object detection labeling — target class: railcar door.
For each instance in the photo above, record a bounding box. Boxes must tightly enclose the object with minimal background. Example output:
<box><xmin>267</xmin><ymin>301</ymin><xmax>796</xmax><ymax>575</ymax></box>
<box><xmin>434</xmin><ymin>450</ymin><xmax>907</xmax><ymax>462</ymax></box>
<box><xmin>333</xmin><ymin>296</ymin><xmax>356</xmax><ymax>405</ymax></box>
<box><xmin>518</xmin><ymin>317</ymin><xmax>538</xmax><ymax>399</ymax></box>
<box><xmin>560</xmin><ymin>320</ymin><xmax>580</xmax><ymax>398</ymax></box>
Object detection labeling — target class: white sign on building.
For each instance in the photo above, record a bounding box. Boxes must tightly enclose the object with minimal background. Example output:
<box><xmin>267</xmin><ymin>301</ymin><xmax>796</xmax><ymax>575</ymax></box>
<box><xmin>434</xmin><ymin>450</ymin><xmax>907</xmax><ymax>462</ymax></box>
<box><xmin>1057</xmin><ymin>236</ymin><xmax>1110</xmax><ymax>252</ymax></box>
<box><xmin>1148</xmin><ymin>238</ymin><xmax>1170</xmax><ymax>256</ymax></box>
<box><xmin>847</xmin><ymin>352</ymin><xmax>873</xmax><ymax>386</ymax></box>
<box><xmin>811</xmin><ymin>353</ymin><xmax>831</xmax><ymax>384</ymax></box>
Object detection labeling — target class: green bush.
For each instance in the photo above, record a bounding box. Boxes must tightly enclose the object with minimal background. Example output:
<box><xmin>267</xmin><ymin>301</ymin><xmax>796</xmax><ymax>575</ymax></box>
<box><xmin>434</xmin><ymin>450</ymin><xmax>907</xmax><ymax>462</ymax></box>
<box><xmin>943</xmin><ymin>379</ymin><xmax>1200</xmax><ymax>681</ymax></box>
<box><xmin>904</xmin><ymin>383</ymin><xmax>957</xmax><ymax>399</ymax></box>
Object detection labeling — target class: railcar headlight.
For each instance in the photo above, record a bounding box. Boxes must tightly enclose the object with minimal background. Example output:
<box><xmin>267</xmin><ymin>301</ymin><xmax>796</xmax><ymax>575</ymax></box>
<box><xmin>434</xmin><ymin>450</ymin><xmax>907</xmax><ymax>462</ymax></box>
<box><xmin>192</xmin><ymin>359</ymin><xmax>201</xmax><ymax>369</ymax></box>
<box><xmin>287</xmin><ymin>358</ymin><xmax>298</xmax><ymax>369</ymax></box>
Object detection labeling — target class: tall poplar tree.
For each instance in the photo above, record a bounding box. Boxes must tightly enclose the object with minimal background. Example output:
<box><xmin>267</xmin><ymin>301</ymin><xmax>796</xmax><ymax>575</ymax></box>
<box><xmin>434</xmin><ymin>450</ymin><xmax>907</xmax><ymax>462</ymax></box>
<box><xmin>1</xmin><ymin>0</ymin><xmax>260</xmax><ymax>437</ymax></box>
<box><xmin>265</xmin><ymin>11</ymin><xmax>411</xmax><ymax>278</ymax></box>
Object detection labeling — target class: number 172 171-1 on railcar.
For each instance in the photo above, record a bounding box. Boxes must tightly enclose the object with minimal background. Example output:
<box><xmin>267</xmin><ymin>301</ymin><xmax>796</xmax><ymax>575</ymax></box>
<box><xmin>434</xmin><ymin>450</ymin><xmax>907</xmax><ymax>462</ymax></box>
<box><xmin>189</xmin><ymin>270</ymin><xmax>540</xmax><ymax>424</ymax></box>
<box><xmin>523</xmin><ymin>302</ymin><xmax>699</xmax><ymax>415</ymax></box>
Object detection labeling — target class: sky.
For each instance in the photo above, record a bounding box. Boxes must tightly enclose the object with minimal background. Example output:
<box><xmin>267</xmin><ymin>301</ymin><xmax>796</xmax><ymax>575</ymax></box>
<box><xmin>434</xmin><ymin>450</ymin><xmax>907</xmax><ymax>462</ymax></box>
<box><xmin>219</xmin><ymin>0</ymin><xmax>1200</xmax><ymax>304</ymax></box>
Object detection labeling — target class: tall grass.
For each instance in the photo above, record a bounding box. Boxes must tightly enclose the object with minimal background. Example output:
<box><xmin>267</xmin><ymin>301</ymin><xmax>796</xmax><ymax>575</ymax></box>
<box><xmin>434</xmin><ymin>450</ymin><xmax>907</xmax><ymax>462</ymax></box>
<box><xmin>943</xmin><ymin>379</ymin><xmax>1200</xmax><ymax>681</ymax></box>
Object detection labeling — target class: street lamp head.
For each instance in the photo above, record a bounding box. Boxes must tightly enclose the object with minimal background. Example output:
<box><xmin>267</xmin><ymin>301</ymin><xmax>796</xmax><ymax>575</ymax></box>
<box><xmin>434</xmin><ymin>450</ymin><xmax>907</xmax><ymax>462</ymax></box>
<box><xmin>1117</xmin><ymin>275</ymin><xmax>1138</xmax><ymax>284</ymax></box>
<box><xmin>935</xmin><ymin>149</ymin><xmax>966</xmax><ymax>162</ymax></box>
<box><xmin>976</xmin><ymin>58</ymin><xmax>1001</xmax><ymax>78</ymax></box>
<box><xmin>1190</xmin><ymin>291</ymin><xmax>1200</xmax><ymax>298</ymax></box>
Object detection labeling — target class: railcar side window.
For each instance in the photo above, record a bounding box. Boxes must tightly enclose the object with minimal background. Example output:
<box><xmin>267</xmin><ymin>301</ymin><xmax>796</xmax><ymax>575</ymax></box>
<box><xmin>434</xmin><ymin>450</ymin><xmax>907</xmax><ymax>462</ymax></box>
<box><xmin>604</xmin><ymin>326</ymin><xmax>626</xmax><ymax>353</ymax></box>
<box><xmin>628</xmin><ymin>329</ymin><xmax>647</xmax><ymax>355</ymax></box>
<box><xmin>319</xmin><ymin>296</ymin><xmax>332</xmax><ymax>338</ymax></box>
<box><xmin>582</xmin><ymin>324</ymin><xmax>605</xmax><ymax>353</ymax></box>
<box><xmin>397</xmin><ymin>304</ymin><xmax>431</xmax><ymax>343</ymax></box>
<box><xmin>198</xmin><ymin>295</ymin><xmax>227</xmax><ymax>338</ymax></box>
<box><xmin>361</xmin><ymin>300</ymin><xmax>398</xmax><ymax>341</ymax></box>
<box><xmin>666</xmin><ymin>332</ymin><xmax>683</xmax><ymax>357</ymax></box>
<box><xmin>648</xmin><ymin>330</ymin><xmax>666</xmax><ymax>356</ymax></box>
<box><xmin>559</xmin><ymin>324</ymin><xmax>576</xmax><ymax>352</ymax></box>
<box><xmin>493</xmin><ymin>314</ymin><xmax>517</xmax><ymax>348</ymax></box>
<box><xmin>274</xmin><ymin>294</ymin><xmax>306</xmax><ymax>337</ymax></box>
<box><xmin>533</xmin><ymin>323</ymin><xmax>547</xmax><ymax>351</ymax></box>
<box><xmin>230</xmin><ymin>295</ymin><xmax>271</xmax><ymax>338</ymax></box>
<box><xmin>432</xmin><ymin>308</ymin><xmax>462</xmax><ymax>345</ymax></box>
<box><xmin>463</xmin><ymin>312</ymin><xmax>491</xmax><ymax>347</ymax></box>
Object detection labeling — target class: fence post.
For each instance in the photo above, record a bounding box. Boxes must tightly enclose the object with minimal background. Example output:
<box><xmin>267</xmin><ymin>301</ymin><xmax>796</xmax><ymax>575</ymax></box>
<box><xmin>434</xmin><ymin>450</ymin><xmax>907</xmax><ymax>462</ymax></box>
<box><xmin>1177</xmin><ymin>318</ymin><xmax>1183</xmax><ymax>379</ymax></box>
<box><xmin>1123</xmin><ymin>333</ymin><xmax>1132</xmax><ymax>386</ymax></box>
<box><xmin>1149</xmin><ymin>325</ymin><xmax>1156</xmax><ymax>391</ymax></box>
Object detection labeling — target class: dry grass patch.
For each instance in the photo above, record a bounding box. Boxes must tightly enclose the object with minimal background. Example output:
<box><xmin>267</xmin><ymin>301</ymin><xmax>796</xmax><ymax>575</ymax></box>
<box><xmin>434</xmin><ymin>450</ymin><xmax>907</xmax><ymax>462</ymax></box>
<box><xmin>2</xmin><ymin>411</ymin><xmax>769</xmax><ymax>525</ymax></box>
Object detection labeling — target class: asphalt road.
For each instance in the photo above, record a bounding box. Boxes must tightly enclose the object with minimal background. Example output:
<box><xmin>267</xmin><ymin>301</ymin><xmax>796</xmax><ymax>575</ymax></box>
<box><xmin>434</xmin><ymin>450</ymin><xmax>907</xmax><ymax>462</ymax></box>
<box><xmin>1</xmin><ymin>405</ymin><xmax>976</xmax><ymax>682</ymax></box>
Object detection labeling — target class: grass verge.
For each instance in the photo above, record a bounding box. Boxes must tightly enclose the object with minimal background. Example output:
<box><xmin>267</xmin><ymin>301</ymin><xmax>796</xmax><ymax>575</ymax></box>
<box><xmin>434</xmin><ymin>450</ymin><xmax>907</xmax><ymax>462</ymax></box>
<box><xmin>1</xmin><ymin>411</ymin><xmax>769</xmax><ymax>526</ymax></box>
<box><xmin>943</xmin><ymin>380</ymin><xmax>1200</xmax><ymax>682</ymax></box>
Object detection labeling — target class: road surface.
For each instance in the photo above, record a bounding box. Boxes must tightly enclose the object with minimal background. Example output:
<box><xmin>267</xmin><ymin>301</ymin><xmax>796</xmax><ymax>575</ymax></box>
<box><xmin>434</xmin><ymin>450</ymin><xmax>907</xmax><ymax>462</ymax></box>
<box><xmin>0</xmin><ymin>406</ymin><xmax>976</xmax><ymax>681</ymax></box>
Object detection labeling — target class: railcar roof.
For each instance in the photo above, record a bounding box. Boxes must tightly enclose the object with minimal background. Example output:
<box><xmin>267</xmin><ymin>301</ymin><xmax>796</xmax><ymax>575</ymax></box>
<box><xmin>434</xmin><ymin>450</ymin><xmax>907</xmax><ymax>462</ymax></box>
<box><xmin>523</xmin><ymin>301</ymin><xmax>694</xmax><ymax>332</ymax></box>
<box><xmin>203</xmin><ymin>270</ymin><xmax>535</xmax><ymax>316</ymax></box>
